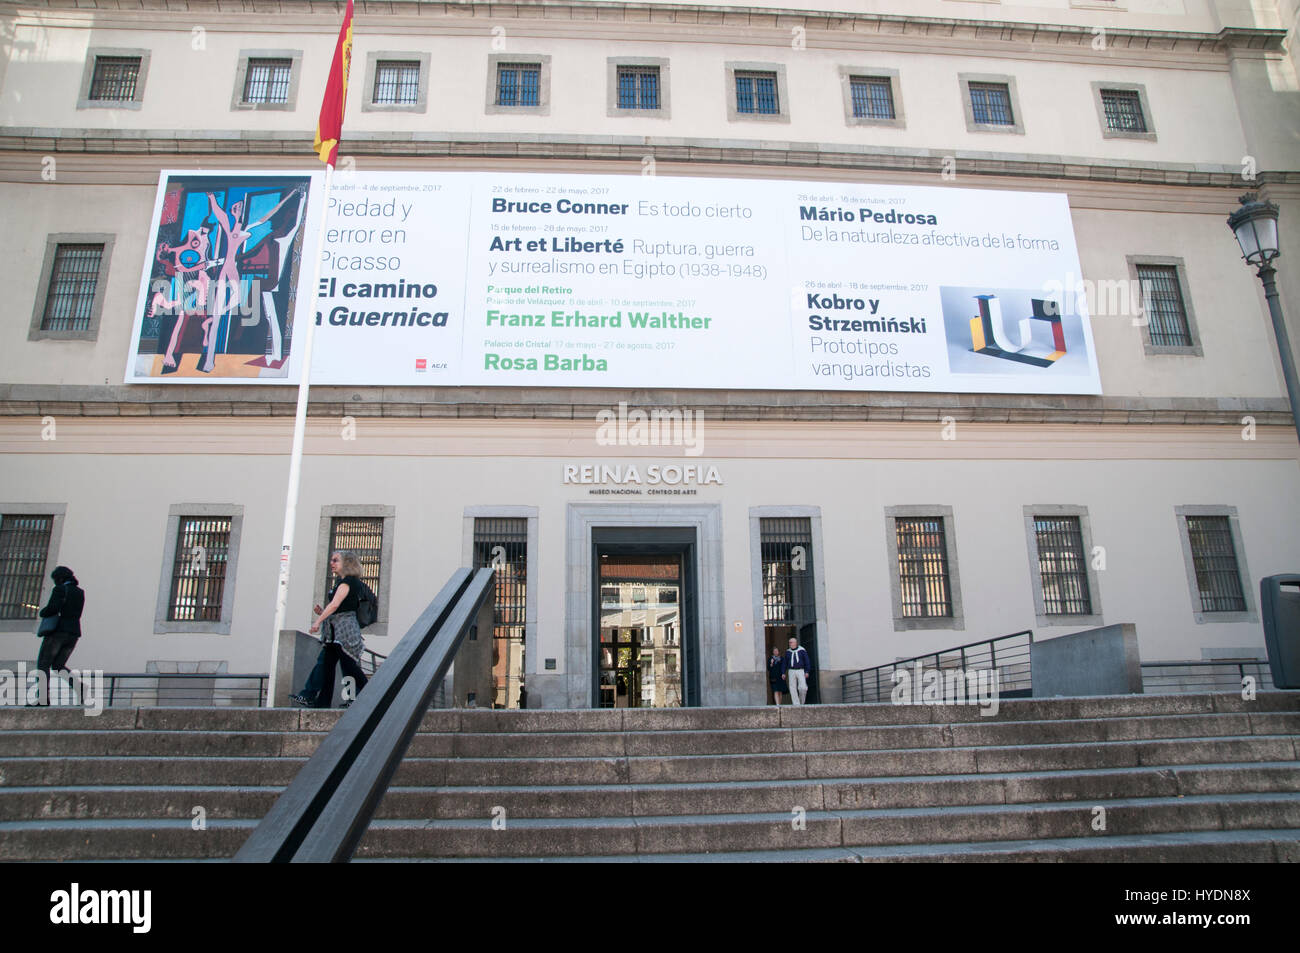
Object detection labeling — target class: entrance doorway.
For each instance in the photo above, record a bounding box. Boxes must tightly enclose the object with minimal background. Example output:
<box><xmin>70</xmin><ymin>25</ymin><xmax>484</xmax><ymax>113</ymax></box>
<box><xmin>592</xmin><ymin>528</ymin><xmax>699</xmax><ymax>708</ymax></box>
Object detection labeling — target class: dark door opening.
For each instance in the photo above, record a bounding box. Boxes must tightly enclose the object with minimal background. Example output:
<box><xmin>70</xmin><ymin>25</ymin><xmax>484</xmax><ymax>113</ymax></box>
<box><xmin>592</xmin><ymin>527</ymin><xmax>699</xmax><ymax>708</ymax></box>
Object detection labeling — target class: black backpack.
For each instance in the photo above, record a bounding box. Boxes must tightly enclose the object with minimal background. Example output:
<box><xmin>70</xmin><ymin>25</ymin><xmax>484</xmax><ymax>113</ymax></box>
<box><xmin>354</xmin><ymin>581</ymin><xmax>378</xmax><ymax>628</ymax></box>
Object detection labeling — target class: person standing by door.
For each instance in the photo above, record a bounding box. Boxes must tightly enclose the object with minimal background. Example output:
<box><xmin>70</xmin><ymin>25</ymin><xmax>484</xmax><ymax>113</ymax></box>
<box><xmin>785</xmin><ymin>636</ymin><xmax>812</xmax><ymax>707</ymax></box>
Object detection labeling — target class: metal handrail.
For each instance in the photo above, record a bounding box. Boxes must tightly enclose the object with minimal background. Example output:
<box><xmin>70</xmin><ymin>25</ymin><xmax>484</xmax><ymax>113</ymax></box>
<box><xmin>233</xmin><ymin>566</ymin><xmax>494</xmax><ymax>863</ymax></box>
<box><xmin>98</xmin><ymin>672</ymin><xmax>270</xmax><ymax>708</ymax></box>
<box><xmin>1142</xmin><ymin>659</ymin><xmax>1275</xmax><ymax>693</ymax></box>
<box><xmin>840</xmin><ymin>629</ymin><xmax>1034</xmax><ymax>703</ymax></box>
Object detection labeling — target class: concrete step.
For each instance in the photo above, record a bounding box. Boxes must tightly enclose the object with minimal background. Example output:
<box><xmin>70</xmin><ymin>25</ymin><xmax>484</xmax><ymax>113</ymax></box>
<box><xmin>6</xmin><ymin>761</ymin><xmax>1298</xmax><ymax>822</ymax></box>
<box><xmin>0</xmin><ymin>756</ymin><xmax>308</xmax><ymax>787</ymax></box>
<box><xmin>397</xmin><ymin>829</ymin><xmax>1300</xmax><ymax>863</ymax></box>
<box><xmin>349</xmin><ymin>792</ymin><xmax>1300</xmax><ymax>858</ymax></box>
<box><xmin>0</xmin><ymin>818</ymin><xmax>255</xmax><ymax>861</ymax></box>
<box><xmin>1</xmin><ymin>691</ymin><xmax>1295</xmax><ymax>735</ymax></box>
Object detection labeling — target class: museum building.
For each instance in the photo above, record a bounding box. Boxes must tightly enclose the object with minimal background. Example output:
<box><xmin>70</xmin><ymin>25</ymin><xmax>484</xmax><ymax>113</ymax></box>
<box><xmin>0</xmin><ymin>0</ymin><xmax>1298</xmax><ymax>709</ymax></box>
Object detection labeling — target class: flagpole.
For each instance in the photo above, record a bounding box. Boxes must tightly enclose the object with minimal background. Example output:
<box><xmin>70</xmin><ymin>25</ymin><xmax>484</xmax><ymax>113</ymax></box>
<box><xmin>266</xmin><ymin>160</ymin><xmax>335</xmax><ymax>706</ymax></box>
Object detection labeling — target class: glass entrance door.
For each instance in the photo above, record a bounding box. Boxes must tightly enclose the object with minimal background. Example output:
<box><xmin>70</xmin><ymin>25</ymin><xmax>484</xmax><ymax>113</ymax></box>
<box><xmin>597</xmin><ymin>554</ymin><xmax>683</xmax><ymax>708</ymax></box>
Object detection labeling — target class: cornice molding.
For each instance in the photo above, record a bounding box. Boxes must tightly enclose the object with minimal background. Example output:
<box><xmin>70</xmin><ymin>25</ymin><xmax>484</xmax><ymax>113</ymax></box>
<box><xmin>3</xmin><ymin>2</ymin><xmax>1288</xmax><ymax>56</ymax></box>
<box><xmin>2</xmin><ymin>131</ymin><xmax>1294</xmax><ymax>187</ymax></box>
<box><xmin>0</xmin><ymin>385</ymin><xmax>1292</xmax><ymax>428</ymax></box>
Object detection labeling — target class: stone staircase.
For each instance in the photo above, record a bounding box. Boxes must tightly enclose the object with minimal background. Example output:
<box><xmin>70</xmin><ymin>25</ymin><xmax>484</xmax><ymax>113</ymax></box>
<box><xmin>1</xmin><ymin>692</ymin><xmax>1298</xmax><ymax>862</ymax></box>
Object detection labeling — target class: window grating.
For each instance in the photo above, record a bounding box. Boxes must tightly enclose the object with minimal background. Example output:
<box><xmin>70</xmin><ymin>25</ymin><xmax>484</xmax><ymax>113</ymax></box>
<box><xmin>735</xmin><ymin>71</ymin><xmax>778</xmax><ymax>114</ymax></box>
<box><xmin>373</xmin><ymin>60</ymin><xmax>420</xmax><ymax>104</ymax></box>
<box><xmin>473</xmin><ymin>517</ymin><xmax>528</xmax><ymax>708</ymax></box>
<box><xmin>327</xmin><ymin>516</ymin><xmax>384</xmax><ymax>601</ymax></box>
<box><xmin>850</xmin><ymin>77</ymin><xmax>895</xmax><ymax>120</ymax></box>
<box><xmin>497</xmin><ymin>64</ymin><xmax>540</xmax><ymax>107</ymax></box>
<box><xmin>617</xmin><ymin>67</ymin><xmax>659</xmax><ymax>110</ymax></box>
<box><xmin>969</xmin><ymin>82</ymin><xmax>1013</xmax><ymax>125</ymax></box>
<box><xmin>1101</xmin><ymin>89</ymin><xmax>1147</xmax><ymax>133</ymax></box>
<box><xmin>244</xmin><ymin>58</ymin><xmax>292</xmax><ymax>104</ymax></box>
<box><xmin>168</xmin><ymin>517</ymin><xmax>231</xmax><ymax>622</ymax></box>
<box><xmin>1186</xmin><ymin>516</ymin><xmax>1247</xmax><ymax>612</ymax></box>
<box><xmin>41</xmin><ymin>244</ymin><xmax>103</xmax><ymax>332</ymax></box>
<box><xmin>0</xmin><ymin>515</ymin><xmax>54</xmax><ymax>620</ymax></box>
<box><xmin>895</xmin><ymin>517</ymin><xmax>952</xmax><ymax>617</ymax></box>
<box><xmin>89</xmin><ymin>56</ymin><xmax>141</xmax><ymax>101</ymax></box>
<box><xmin>1137</xmin><ymin>265</ymin><xmax>1193</xmax><ymax>347</ymax></box>
<box><xmin>760</xmin><ymin>518</ymin><xmax>814</xmax><ymax>625</ymax></box>
<box><xmin>1034</xmin><ymin>516</ymin><xmax>1092</xmax><ymax>616</ymax></box>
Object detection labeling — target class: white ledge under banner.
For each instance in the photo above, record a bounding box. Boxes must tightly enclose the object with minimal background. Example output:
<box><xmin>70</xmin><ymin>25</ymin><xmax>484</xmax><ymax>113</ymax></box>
<box><xmin>124</xmin><ymin>169</ymin><xmax>1102</xmax><ymax>394</ymax></box>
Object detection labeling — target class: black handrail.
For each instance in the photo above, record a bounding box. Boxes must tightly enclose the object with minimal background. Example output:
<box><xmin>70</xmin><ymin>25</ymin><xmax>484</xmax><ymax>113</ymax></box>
<box><xmin>840</xmin><ymin>629</ymin><xmax>1034</xmax><ymax>703</ymax></box>
<box><xmin>233</xmin><ymin>567</ymin><xmax>495</xmax><ymax>863</ymax></box>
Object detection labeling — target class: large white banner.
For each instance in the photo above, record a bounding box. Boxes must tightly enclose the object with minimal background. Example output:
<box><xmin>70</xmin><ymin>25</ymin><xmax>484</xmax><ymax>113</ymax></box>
<box><xmin>126</xmin><ymin>170</ymin><xmax>1101</xmax><ymax>394</ymax></box>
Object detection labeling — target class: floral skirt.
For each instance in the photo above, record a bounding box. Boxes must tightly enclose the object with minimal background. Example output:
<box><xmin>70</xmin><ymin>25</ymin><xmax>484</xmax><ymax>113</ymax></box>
<box><xmin>322</xmin><ymin>610</ymin><xmax>365</xmax><ymax>663</ymax></box>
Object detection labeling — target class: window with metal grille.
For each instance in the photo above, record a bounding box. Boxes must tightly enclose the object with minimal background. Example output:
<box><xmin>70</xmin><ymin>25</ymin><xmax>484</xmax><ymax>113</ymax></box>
<box><xmin>89</xmin><ymin>56</ymin><xmax>141</xmax><ymax>101</ymax></box>
<box><xmin>760</xmin><ymin>518</ymin><xmax>815</xmax><ymax>624</ymax></box>
<box><xmin>168</xmin><ymin>517</ymin><xmax>232</xmax><ymax>622</ymax></box>
<box><xmin>969</xmin><ymin>83</ymin><xmax>1014</xmax><ymax>125</ymax></box>
<box><xmin>735</xmin><ymin>71</ymin><xmax>779</xmax><ymax>114</ymax></box>
<box><xmin>1033</xmin><ymin>516</ymin><xmax>1092</xmax><ymax>615</ymax></box>
<box><xmin>244</xmin><ymin>58</ymin><xmax>292</xmax><ymax>104</ymax></box>
<box><xmin>1137</xmin><ymin>265</ymin><xmax>1193</xmax><ymax>348</ymax></box>
<box><xmin>1100</xmin><ymin>89</ymin><xmax>1147</xmax><ymax>133</ymax></box>
<box><xmin>496</xmin><ymin>64</ymin><xmax>540</xmax><ymax>107</ymax></box>
<box><xmin>473</xmin><ymin>518</ymin><xmax>528</xmax><ymax>708</ymax></box>
<box><xmin>894</xmin><ymin>517</ymin><xmax>953</xmax><ymax>618</ymax></box>
<box><xmin>326</xmin><ymin>516</ymin><xmax>384</xmax><ymax>601</ymax></box>
<box><xmin>0</xmin><ymin>515</ymin><xmax>54</xmax><ymax>620</ymax></box>
<box><xmin>617</xmin><ymin>66</ymin><xmax>659</xmax><ymax>110</ymax></box>
<box><xmin>1186</xmin><ymin>516</ymin><xmax>1247</xmax><ymax>612</ymax></box>
<box><xmin>373</xmin><ymin>60</ymin><xmax>420</xmax><ymax>105</ymax></box>
<box><xmin>850</xmin><ymin>76</ymin><xmax>895</xmax><ymax>120</ymax></box>
<box><xmin>40</xmin><ymin>244</ymin><xmax>103</xmax><ymax>333</ymax></box>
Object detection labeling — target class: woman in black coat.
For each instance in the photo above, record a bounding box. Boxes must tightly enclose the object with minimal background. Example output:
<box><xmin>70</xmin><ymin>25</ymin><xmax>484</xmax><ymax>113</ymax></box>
<box><xmin>36</xmin><ymin>566</ymin><xmax>84</xmax><ymax>704</ymax></box>
<box><xmin>768</xmin><ymin>645</ymin><xmax>786</xmax><ymax>705</ymax></box>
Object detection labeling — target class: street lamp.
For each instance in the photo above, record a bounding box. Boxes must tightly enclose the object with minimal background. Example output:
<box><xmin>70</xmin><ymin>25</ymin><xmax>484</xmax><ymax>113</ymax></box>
<box><xmin>1228</xmin><ymin>194</ymin><xmax>1300</xmax><ymax>446</ymax></box>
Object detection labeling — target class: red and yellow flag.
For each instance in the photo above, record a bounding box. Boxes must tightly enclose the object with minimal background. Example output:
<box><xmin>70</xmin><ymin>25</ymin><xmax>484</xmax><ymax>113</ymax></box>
<box><xmin>313</xmin><ymin>0</ymin><xmax>354</xmax><ymax>166</ymax></box>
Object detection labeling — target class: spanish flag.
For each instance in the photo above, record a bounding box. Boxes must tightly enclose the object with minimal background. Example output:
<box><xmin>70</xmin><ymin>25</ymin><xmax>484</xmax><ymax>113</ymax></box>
<box><xmin>313</xmin><ymin>0</ymin><xmax>354</xmax><ymax>166</ymax></box>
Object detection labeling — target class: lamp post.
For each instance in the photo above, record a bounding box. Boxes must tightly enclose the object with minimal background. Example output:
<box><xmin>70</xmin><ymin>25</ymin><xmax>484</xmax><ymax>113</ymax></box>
<box><xmin>1228</xmin><ymin>193</ymin><xmax>1300</xmax><ymax>447</ymax></box>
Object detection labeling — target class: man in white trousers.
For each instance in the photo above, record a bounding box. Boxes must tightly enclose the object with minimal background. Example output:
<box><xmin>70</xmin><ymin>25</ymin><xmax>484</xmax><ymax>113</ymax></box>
<box><xmin>785</xmin><ymin>636</ymin><xmax>813</xmax><ymax>706</ymax></box>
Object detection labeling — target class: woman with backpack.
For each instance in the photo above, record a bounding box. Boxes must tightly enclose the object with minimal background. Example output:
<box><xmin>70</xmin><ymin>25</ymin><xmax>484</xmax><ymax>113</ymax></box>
<box><xmin>289</xmin><ymin>550</ymin><xmax>369</xmax><ymax>708</ymax></box>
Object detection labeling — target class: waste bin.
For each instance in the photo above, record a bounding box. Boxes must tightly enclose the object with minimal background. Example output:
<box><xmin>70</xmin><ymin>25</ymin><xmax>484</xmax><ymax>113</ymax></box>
<box><xmin>1261</xmin><ymin>574</ymin><xmax>1300</xmax><ymax>689</ymax></box>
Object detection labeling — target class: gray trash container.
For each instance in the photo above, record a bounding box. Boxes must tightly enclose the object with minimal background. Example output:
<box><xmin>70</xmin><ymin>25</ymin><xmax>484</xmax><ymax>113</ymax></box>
<box><xmin>1261</xmin><ymin>574</ymin><xmax>1300</xmax><ymax>690</ymax></box>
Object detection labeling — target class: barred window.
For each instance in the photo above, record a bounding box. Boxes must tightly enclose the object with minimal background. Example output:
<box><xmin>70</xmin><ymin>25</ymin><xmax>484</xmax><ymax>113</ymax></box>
<box><xmin>1186</xmin><ymin>516</ymin><xmax>1247</xmax><ymax>612</ymax></box>
<box><xmin>760</xmin><ymin>518</ymin><xmax>814</xmax><ymax>624</ymax></box>
<box><xmin>496</xmin><ymin>64</ymin><xmax>540</xmax><ymax>107</ymax></box>
<box><xmin>1034</xmin><ymin>516</ymin><xmax>1092</xmax><ymax>615</ymax></box>
<box><xmin>40</xmin><ymin>244</ymin><xmax>103</xmax><ymax>333</ymax></box>
<box><xmin>1100</xmin><ymin>89</ymin><xmax>1147</xmax><ymax>133</ymax></box>
<box><xmin>1137</xmin><ymin>265</ymin><xmax>1193</xmax><ymax>348</ymax></box>
<box><xmin>244</xmin><ymin>58</ymin><xmax>292</xmax><ymax>104</ymax></box>
<box><xmin>473</xmin><ymin>517</ymin><xmax>528</xmax><ymax>708</ymax></box>
<box><xmin>735</xmin><ymin>71</ymin><xmax>779</xmax><ymax>114</ymax></box>
<box><xmin>969</xmin><ymin>82</ymin><xmax>1014</xmax><ymax>125</ymax></box>
<box><xmin>373</xmin><ymin>60</ymin><xmax>420</xmax><ymax>105</ymax></box>
<box><xmin>894</xmin><ymin>517</ymin><xmax>953</xmax><ymax>618</ymax></box>
<box><xmin>327</xmin><ymin>516</ymin><xmax>384</xmax><ymax>598</ymax></box>
<box><xmin>850</xmin><ymin>76</ymin><xmax>895</xmax><ymax>120</ymax></box>
<box><xmin>89</xmin><ymin>56</ymin><xmax>141</xmax><ymax>101</ymax></box>
<box><xmin>617</xmin><ymin>67</ymin><xmax>660</xmax><ymax>110</ymax></box>
<box><xmin>168</xmin><ymin>517</ymin><xmax>232</xmax><ymax>622</ymax></box>
<box><xmin>0</xmin><ymin>515</ymin><xmax>54</xmax><ymax>620</ymax></box>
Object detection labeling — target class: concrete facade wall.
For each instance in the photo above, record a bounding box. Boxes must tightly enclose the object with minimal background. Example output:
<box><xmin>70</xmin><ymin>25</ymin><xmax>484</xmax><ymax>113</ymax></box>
<box><xmin>1</xmin><ymin>0</ymin><xmax>1297</xmax><ymax>706</ymax></box>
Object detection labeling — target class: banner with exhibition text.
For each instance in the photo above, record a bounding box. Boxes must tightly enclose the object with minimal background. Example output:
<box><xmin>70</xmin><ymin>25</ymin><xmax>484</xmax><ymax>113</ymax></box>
<box><xmin>125</xmin><ymin>170</ymin><xmax>1102</xmax><ymax>394</ymax></box>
